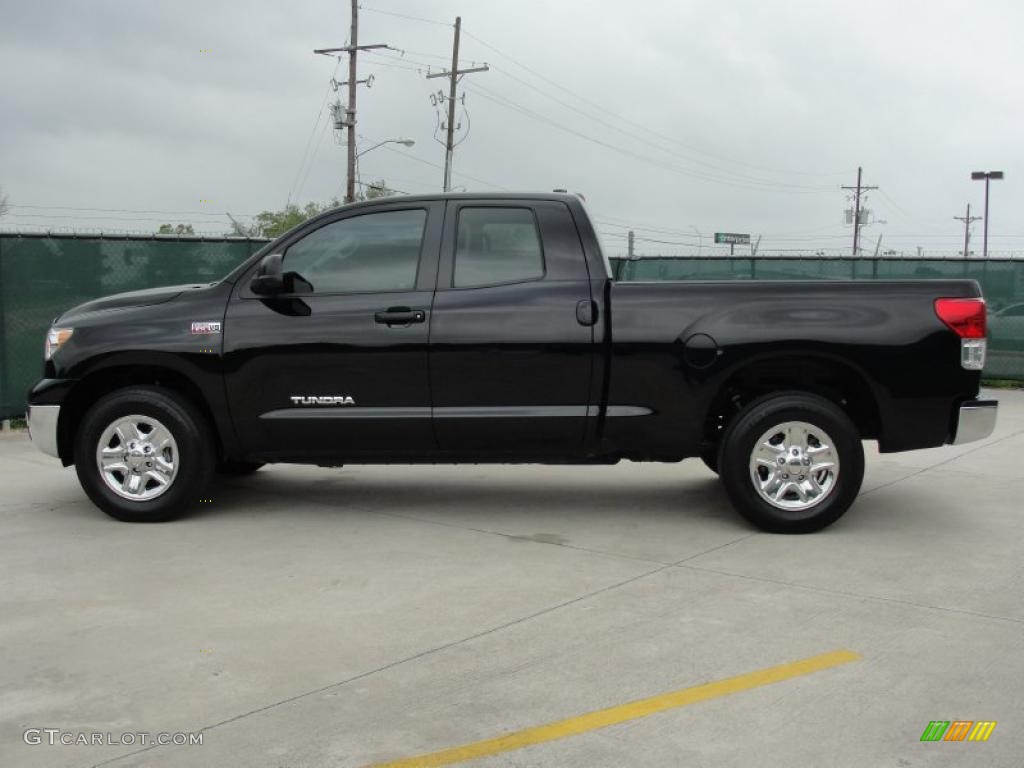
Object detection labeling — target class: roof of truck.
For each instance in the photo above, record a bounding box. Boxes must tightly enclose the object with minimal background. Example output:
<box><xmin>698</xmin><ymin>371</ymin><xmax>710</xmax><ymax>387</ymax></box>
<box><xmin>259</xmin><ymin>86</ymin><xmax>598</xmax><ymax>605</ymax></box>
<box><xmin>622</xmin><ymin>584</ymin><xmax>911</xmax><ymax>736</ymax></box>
<box><xmin>340</xmin><ymin>191</ymin><xmax>584</xmax><ymax>208</ymax></box>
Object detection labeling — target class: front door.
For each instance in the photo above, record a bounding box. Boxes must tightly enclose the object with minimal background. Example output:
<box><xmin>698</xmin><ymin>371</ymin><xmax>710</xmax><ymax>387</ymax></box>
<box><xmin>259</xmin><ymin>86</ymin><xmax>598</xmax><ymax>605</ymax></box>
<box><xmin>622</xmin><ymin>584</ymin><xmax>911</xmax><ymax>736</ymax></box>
<box><xmin>223</xmin><ymin>202</ymin><xmax>442</xmax><ymax>461</ymax></box>
<box><xmin>428</xmin><ymin>200</ymin><xmax>597</xmax><ymax>457</ymax></box>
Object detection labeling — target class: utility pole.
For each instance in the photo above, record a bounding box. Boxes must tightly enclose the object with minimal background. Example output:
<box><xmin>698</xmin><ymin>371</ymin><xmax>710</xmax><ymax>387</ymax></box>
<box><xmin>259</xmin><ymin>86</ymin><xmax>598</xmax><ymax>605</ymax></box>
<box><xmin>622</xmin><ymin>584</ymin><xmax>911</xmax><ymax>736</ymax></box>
<box><xmin>314</xmin><ymin>0</ymin><xmax>389</xmax><ymax>203</ymax></box>
<box><xmin>841</xmin><ymin>167</ymin><xmax>878</xmax><ymax>256</ymax></box>
<box><xmin>627</xmin><ymin>230</ymin><xmax>635</xmax><ymax>259</ymax></box>
<box><xmin>426</xmin><ymin>17</ymin><xmax>489</xmax><ymax>191</ymax></box>
<box><xmin>954</xmin><ymin>203</ymin><xmax>982</xmax><ymax>258</ymax></box>
<box><xmin>971</xmin><ymin>171</ymin><xmax>1004</xmax><ymax>259</ymax></box>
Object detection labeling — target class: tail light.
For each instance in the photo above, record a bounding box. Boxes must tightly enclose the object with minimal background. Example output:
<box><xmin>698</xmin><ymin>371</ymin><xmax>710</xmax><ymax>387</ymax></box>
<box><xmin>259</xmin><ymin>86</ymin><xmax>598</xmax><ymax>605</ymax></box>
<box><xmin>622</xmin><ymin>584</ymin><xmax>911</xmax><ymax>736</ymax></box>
<box><xmin>935</xmin><ymin>298</ymin><xmax>986</xmax><ymax>370</ymax></box>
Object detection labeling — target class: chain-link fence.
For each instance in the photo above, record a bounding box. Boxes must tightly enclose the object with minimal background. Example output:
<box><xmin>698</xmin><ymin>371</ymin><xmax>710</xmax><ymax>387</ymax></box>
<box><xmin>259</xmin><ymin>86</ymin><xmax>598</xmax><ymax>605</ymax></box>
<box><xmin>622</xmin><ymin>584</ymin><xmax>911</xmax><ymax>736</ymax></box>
<box><xmin>2</xmin><ymin>237</ymin><xmax>1021</xmax><ymax>418</ymax></box>
<box><xmin>611</xmin><ymin>256</ymin><xmax>1024</xmax><ymax>382</ymax></box>
<box><xmin>0</xmin><ymin>234</ymin><xmax>268</xmax><ymax>418</ymax></box>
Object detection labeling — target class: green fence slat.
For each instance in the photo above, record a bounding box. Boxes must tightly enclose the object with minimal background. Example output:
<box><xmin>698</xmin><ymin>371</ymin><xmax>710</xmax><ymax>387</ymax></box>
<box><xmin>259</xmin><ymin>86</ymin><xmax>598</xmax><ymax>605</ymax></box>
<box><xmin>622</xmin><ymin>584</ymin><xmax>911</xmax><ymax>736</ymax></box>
<box><xmin>0</xmin><ymin>235</ymin><xmax>266</xmax><ymax>418</ymax></box>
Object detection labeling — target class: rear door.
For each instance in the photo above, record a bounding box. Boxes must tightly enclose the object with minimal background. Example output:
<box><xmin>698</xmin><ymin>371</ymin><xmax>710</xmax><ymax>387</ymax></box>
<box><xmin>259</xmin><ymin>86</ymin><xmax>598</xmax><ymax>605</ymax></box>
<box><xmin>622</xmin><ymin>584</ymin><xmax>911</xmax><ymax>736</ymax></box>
<box><xmin>223</xmin><ymin>201</ymin><xmax>442</xmax><ymax>460</ymax></box>
<box><xmin>428</xmin><ymin>199</ymin><xmax>596</xmax><ymax>457</ymax></box>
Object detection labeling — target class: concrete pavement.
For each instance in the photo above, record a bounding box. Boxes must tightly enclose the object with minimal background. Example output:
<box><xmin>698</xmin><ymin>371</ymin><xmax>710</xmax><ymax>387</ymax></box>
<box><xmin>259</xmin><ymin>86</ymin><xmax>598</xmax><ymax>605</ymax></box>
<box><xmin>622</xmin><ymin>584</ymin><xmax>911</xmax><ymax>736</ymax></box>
<box><xmin>1</xmin><ymin>388</ymin><xmax>1021</xmax><ymax>767</ymax></box>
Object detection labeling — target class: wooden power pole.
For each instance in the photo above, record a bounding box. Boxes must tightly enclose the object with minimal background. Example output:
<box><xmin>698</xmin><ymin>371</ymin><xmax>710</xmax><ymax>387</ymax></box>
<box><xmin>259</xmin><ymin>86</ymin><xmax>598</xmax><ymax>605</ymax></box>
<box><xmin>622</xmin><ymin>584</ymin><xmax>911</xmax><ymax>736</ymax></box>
<box><xmin>841</xmin><ymin>167</ymin><xmax>878</xmax><ymax>256</ymax></box>
<box><xmin>426</xmin><ymin>17</ymin><xmax>488</xmax><ymax>191</ymax></box>
<box><xmin>954</xmin><ymin>203</ymin><xmax>982</xmax><ymax>258</ymax></box>
<box><xmin>314</xmin><ymin>0</ymin><xmax>389</xmax><ymax>203</ymax></box>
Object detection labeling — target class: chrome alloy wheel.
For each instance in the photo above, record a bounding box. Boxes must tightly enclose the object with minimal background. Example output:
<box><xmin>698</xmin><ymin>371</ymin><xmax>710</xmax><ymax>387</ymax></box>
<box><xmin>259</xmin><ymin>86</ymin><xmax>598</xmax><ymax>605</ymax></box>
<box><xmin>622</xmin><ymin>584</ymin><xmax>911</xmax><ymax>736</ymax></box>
<box><xmin>95</xmin><ymin>415</ymin><xmax>179</xmax><ymax>501</ymax></box>
<box><xmin>749</xmin><ymin>421</ymin><xmax>840</xmax><ymax>512</ymax></box>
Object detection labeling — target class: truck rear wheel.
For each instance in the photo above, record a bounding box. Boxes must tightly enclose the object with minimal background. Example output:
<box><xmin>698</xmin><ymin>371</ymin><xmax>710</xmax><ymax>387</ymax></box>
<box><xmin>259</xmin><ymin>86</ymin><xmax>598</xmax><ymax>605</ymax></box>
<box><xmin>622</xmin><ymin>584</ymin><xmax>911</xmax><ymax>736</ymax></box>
<box><xmin>74</xmin><ymin>386</ymin><xmax>214</xmax><ymax>522</ymax></box>
<box><xmin>718</xmin><ymin>392</ymin><xmax>863</xmax><ymax>533</ymax></box>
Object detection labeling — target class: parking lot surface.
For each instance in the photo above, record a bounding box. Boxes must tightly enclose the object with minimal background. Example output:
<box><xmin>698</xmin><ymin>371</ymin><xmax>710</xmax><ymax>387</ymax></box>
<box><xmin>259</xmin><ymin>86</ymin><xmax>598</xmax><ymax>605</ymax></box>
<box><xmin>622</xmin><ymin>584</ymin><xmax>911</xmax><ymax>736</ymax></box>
<box><xmin>1</xmin><ymin>388</ymin><xmax>1022</xmax><ymax>767</ymax></box>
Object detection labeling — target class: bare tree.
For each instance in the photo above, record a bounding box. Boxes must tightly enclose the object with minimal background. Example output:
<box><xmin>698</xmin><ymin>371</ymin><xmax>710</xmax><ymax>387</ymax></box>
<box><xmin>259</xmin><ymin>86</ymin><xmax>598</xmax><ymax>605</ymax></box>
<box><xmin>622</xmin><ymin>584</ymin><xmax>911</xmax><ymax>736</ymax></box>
<box><xmin>0</xmin><ymin>186</ymin><xmax>9</xmax><ymax>218</ymax></box>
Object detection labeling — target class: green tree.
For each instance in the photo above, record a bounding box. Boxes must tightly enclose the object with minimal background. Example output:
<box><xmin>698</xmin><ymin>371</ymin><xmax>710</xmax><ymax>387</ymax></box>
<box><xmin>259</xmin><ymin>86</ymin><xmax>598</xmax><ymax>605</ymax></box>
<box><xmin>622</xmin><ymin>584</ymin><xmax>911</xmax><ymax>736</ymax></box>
<box><xmin>251</xmin><ymin>200</ymin><xmax>341</xmax><ymax>239</ymax></box>
<box><xmin>157</xmin><ymin>223</ymin><xmax>195</xmax><ymax>235</ymax></box>
<box><xmin>227</xmin><ymin>182</ymin><xmax>397</xmax><ymax>239</ymax></box>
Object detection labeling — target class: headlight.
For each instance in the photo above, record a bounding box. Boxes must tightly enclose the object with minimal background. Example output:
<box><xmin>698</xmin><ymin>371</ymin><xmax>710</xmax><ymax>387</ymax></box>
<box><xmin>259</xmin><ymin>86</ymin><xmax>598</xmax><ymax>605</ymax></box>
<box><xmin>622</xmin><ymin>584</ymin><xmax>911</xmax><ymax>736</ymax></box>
<box><xmin>45</xmin><ymin>327</ymin><xmax>74</xmax><ymax>360</ymax></box>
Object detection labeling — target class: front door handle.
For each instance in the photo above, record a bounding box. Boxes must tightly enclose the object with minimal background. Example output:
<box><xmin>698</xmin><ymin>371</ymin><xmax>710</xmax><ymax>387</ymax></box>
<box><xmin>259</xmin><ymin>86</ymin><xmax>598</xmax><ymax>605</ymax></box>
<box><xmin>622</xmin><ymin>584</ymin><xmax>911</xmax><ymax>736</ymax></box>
<box><xmin>375</xmin><ymin>307</ymin><xmax>426</xmax><ymax>326</ymax></box>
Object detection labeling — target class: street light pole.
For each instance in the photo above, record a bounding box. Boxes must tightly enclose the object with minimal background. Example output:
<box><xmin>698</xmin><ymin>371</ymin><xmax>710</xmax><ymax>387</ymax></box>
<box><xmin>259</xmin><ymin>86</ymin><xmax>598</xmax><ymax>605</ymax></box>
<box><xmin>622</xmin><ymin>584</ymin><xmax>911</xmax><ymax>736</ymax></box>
<box><xmin>971</xmin><ymin>170</ymin><xmax>1004</xmax><ymax>259</ymax></box>
<box><xmin>354</xmin><ymin>137</ymin><xmax>413</xmax><ymax>158</ymax></box>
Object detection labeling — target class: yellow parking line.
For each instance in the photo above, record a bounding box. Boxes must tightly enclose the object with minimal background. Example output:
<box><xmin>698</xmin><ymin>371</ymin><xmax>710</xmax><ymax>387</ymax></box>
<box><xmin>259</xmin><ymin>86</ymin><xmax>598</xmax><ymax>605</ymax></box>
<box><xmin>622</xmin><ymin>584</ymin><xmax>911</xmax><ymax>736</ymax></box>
<box><xmin>367</xmin><ymin>649</ymin><xmax>861</xmax><ymax>768</ymax></box>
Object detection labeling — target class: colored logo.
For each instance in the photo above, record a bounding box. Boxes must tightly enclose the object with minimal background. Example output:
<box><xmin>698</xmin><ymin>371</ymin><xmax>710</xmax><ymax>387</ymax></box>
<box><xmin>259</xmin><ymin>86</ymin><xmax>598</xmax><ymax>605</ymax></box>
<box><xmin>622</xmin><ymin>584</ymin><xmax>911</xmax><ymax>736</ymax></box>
<box><xmin>920</xmin><ymin>721</ymin><xmax>996</xmax><ymax>742</ymax></box>
<box><xmin>190</xmin><ymin>321</ymin><xmax>221</xmax><ymax>335</ymax></box>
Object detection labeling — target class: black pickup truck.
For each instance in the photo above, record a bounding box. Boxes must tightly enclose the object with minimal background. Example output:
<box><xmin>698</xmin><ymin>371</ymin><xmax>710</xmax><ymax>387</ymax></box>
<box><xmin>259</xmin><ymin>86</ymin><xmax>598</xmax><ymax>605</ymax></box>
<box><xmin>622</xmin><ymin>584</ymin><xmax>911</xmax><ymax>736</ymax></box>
<box><xmin>26</xmin><ymin>193</ymin><xmax>997</xmax><ymax>532</ymax></box>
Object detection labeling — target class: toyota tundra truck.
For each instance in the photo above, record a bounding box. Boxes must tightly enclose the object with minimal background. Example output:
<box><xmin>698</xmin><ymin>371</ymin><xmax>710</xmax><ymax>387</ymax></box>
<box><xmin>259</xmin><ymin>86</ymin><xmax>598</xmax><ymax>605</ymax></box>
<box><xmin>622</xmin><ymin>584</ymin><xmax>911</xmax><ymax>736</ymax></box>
<box><xmin>25</xmin><ymin>193</ymin><xmax>998</xmax><ymax>532</ymax></box>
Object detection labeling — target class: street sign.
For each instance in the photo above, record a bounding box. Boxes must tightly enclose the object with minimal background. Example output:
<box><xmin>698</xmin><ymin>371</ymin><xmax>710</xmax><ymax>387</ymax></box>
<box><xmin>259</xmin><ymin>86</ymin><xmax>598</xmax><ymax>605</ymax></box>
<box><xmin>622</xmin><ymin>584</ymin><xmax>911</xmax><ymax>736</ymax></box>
<box><xmin>714</xmin><ymin>232</ymin><xmax>750</xmax><ymax>245</ymax></box>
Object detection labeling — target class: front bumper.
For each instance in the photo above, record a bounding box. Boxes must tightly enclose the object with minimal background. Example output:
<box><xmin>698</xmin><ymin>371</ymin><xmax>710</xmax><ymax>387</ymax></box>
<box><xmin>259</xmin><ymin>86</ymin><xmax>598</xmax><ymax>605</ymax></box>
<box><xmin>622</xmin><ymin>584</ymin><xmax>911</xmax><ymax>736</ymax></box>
<box><xmin>950</xmin><ymin>399</ymin><xmax>998</xmax><ymax>445</ymax></box>
<box><xmin>26</xmin><ymin>404</ymin><xmax>61</xmax><ymax>458</ymax></box>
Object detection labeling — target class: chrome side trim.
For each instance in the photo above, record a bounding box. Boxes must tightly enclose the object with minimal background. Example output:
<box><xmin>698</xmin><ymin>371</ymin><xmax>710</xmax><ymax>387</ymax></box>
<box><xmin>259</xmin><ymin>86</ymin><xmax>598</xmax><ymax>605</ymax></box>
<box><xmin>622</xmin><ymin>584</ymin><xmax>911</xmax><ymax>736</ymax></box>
<box><xmin>261</xmin><ymin>407</ymin><xmax>431</xmax><ymax>420</ymax></box>
<box><xmin>27</xmin><ymin>404</ymin><xmax>61</xmax><ymax>458</ymax></box>
<box><xmin>435</xmin><ymin>406</ymin><xmax>587</xmax><ymax>418</ymax></box>
<box><xmin>951</xmin><ymin>399</ymin><xmax>998</xmax><ymax>445</ymax></box>
<box><xmin>260</xmin><ymin>404</ymin><xmax>654</xmax><ymax>420</ymax></box>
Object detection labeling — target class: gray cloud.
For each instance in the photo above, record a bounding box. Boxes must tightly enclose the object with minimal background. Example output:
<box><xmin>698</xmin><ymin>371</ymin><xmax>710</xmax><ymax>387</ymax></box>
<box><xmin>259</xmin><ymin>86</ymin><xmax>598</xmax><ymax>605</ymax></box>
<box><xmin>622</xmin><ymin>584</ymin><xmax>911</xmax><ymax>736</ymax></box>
<box><xmin>1</xmin><ymin>0</ymin><xmax>1021</xmax><ymax>254</ymax></box>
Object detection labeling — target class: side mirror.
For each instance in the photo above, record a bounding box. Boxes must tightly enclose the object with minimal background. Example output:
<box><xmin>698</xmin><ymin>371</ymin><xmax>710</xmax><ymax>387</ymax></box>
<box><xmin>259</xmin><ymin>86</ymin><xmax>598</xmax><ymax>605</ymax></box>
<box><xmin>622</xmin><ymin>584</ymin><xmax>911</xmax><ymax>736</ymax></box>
<box><xmin>250</xmin><ymin>253</ymin><xmax>284</xmax><ymax>295</ymax></box>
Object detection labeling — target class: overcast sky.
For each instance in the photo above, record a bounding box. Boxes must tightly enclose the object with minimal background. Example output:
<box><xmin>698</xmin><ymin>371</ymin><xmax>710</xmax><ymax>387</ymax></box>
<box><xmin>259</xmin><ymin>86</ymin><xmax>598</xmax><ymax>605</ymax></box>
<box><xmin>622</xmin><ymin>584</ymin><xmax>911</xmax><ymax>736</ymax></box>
<box><xmin>1</xmin><ymin>0</ymin><xmax>1022</xmax><ymax>255</ymax></box>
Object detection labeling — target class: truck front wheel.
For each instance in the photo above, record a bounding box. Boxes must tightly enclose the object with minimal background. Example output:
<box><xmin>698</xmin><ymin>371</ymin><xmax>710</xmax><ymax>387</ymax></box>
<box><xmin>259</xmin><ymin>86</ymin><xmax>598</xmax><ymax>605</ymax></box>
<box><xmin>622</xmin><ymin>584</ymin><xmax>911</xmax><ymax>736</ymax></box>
<box><xmin>73</xmin><ymin>386</ymin><xmax>214</xmax><ymax>522</ymax></box>
<box><xmin>718</xmin><ymin>392</ymin><xmax>864</xmax><ymax>533</ymax></box>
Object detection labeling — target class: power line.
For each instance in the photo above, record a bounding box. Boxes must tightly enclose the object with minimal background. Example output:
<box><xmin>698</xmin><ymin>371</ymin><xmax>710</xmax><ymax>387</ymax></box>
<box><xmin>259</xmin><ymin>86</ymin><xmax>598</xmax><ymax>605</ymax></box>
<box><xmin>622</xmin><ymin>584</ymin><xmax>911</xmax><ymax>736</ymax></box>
<box><xmin>358</xmin><ymin>133</ymin><xmax>510</xmax><ymax>190</ymax></box>
<box><xmin>10</xmin><ymin>204</ymin><xmax>259</xmax><ymax>217</ymax></box>
<box><xmin>293</xmin><ymin>120</ymin><xmax>333</xmax><ymax>204</ymax></box>
<box><xmin>465</xmin><ymin>84</ymin><xmax>827</xmax><ymax>195</ymax></box>
<box><xmin>594</xmin><ymin>220</ymin><xmax>701</xmax><ymax>240</ymax></box>
<box><xmin>482</xmin><ymin>63</ymin><xmax>833</xmax><ymax>192</ymax></box>
<box><xmin>359</xmin><ymin>5</ymin><xmax>850</xmax><ymax>183</ymax></box>
<box><xmin>358</xmin><ymin>5</ymin><xmax>452</xmax><ymax>27</ymax></box>
<box><xmin>458</xmin><ymin>27</ymin><xmax>850</xmax><ymax>182</ymax></box>
<box><xmin>286</xmin><ymin>56</ymin><xmax>342</xmax><ymax>208</ymax></box>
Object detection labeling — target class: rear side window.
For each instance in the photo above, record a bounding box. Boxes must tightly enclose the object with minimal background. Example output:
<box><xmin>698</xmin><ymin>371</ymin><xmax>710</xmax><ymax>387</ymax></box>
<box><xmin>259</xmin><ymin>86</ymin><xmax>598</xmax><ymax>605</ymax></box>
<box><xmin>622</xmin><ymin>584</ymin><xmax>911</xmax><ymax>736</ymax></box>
<box><xmin>284</xmin><ymin>209</ymin><xmax>426</xmax><ymax>294</ymax></box>
<box><xmin>454</xmin><ymin>208</ymin><xmax>544</xmax><ymax>288</ymax></box>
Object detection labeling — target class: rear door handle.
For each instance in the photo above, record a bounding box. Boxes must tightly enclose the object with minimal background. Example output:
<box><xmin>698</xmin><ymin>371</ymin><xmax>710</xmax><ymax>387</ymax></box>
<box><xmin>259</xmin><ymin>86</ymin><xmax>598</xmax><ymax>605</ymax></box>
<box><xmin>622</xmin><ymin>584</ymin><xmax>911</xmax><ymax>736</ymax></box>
<box><xmin>375</xmin><ymin>307</ymin><xmax>426</xmax><ymax>326</ymax></box>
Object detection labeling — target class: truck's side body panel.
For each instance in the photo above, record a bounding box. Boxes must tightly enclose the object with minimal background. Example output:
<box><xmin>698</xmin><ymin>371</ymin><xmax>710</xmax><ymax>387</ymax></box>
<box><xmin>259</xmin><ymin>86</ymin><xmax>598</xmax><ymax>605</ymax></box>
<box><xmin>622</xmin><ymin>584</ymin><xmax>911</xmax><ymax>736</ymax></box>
<box><xmin>428</xmin><ymin>199</ymin><xmax>596</xmax><ymax>458</ymax></box>
<box><xmin>221</xmin><ymin>200</ymin><xmax>444</xmax><ymax>461</ymax></box>
<box><xmin>602</xmin><ymin>280</ymin><xmax>980</xmax><ymax>457</ymax></box>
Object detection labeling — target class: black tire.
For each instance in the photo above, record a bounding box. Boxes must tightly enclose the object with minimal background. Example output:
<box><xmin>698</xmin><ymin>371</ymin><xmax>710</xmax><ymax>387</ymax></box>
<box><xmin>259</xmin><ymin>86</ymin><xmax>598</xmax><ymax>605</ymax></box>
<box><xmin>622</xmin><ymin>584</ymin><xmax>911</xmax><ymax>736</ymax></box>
<box><xmin>74</xmin><ymin>386</ymin><xmax>214</xmax><ymax>522</ymax></box>
<box><xmin>718</xmin><ymin>392</ymin><xmax>864</xmax><ymax>533</ymax></box>
<box><xmin>699</xmin><ymin>445</ymin><xmax>719</xmax><ymax>474</ymax></box>
<box><xmin>216</xmin><ymin>460</ymin><xmax>264</xmax><ymax>476</ymax></box>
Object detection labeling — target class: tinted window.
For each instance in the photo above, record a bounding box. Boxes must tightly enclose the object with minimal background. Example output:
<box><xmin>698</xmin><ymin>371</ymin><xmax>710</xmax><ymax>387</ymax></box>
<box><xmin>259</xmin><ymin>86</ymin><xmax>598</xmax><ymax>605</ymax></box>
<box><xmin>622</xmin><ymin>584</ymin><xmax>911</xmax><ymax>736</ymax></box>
<box><xmin>454</xmin><ymin>208</ymin><xmax>544</xmax><ymax>288</ymax></box>
<box><xmin>284</xmin><ymin>209</ymin><xmax>426</xmax><ymax>294</ymax></box>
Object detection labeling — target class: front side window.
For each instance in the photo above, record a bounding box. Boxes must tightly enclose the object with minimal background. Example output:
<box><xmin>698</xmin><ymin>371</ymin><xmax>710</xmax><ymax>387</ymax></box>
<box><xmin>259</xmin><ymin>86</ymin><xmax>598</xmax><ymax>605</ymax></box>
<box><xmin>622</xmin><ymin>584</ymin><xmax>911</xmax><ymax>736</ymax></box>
<box><xmin>454</xmin><ymin>208</ymin><xmax>544</xmax><ymax>288</ymax></box>
<box><xmin>284</xmin><ymin>209</ymin><xmax>426</xmax><ymax>294</ymax></box>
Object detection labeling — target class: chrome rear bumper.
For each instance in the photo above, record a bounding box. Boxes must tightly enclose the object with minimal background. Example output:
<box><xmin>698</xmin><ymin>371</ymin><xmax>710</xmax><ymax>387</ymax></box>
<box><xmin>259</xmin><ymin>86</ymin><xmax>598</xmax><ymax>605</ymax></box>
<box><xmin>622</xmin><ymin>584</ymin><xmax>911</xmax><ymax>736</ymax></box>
<box><xmin>951</xmin><ymin>399</ymin><xmax>998</xmax><ymax>445</ymax></box>
<box><xmin>26</xmin><ymin>404</ymin><xmax>61</xmax><ymax>458</ymax></box>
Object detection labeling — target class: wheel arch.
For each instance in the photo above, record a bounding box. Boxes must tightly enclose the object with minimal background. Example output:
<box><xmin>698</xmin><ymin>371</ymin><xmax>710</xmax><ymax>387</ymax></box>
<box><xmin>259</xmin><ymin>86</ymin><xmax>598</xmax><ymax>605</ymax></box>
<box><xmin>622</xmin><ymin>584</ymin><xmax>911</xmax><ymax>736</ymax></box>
<box><xmin>57</xmin><ymin>362</ymin><xmax>226</xmax><ymax>465</ymax></box>
<box><xmin>702</xmin><ymin>350</ymin><xmax>883</xmax><ymax>449</ymax></box>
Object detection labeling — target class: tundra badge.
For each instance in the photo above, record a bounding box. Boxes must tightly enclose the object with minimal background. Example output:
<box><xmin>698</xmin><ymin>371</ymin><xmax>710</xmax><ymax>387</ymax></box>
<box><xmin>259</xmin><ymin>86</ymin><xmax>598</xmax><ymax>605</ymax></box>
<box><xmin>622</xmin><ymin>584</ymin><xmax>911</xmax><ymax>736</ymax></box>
<box><xmin>290</xmin><ymin>396</ymin><xmax>356</xmax><ymax>406</ymax></box>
